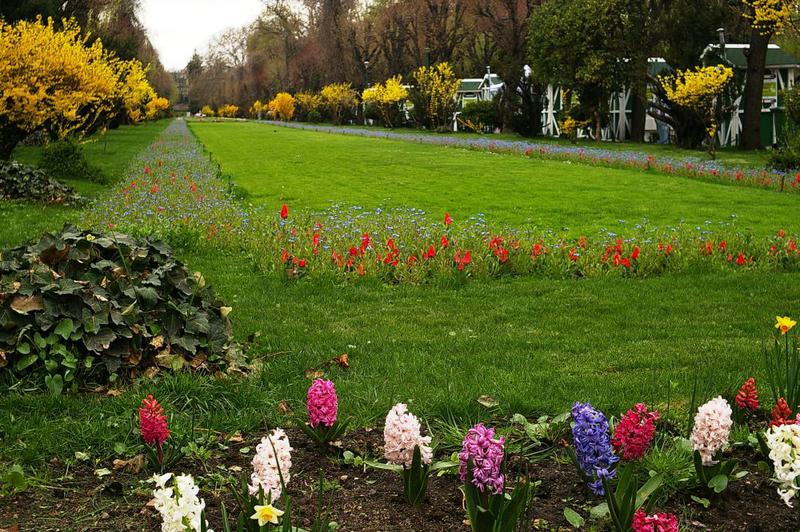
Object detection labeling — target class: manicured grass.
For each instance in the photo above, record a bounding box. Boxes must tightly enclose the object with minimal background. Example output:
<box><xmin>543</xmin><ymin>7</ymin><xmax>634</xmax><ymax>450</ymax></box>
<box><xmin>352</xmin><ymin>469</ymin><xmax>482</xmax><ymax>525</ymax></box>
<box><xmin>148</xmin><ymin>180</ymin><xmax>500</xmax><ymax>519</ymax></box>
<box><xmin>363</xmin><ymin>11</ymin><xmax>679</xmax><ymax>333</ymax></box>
<box><xmin>2</xmin><ymin>118</ymin><xmax>799</xmax><ymax>468</ymax></box>
<box><xmin>0</xmin><ymin>121</ymin><xmax>169</xmax><ymax>249</ymax></box>
<box><xmin>2</xmin><ymin>248</ymin><xmax>798</xmax><ymax>465</ymax></box>
<box><xmin>189</xmin><ymin>121</ymin><xmax>798</xmax><ymax>236</ymax></box>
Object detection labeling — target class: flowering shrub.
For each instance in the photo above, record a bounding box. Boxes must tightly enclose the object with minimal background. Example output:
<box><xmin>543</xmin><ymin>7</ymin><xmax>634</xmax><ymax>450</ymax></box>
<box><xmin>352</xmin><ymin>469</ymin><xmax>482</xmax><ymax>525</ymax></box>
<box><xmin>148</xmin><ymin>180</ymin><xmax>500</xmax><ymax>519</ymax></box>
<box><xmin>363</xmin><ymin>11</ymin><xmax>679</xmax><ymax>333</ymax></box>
<box><xmin>362</xmin><ymin>75</ymin><xmax>408</xmax><ymax>128</ymax></box>
<box><xmin>263</xmin><ymin>120</ymin><xmax>800</xmax><ymax>193</ymax></box>
<box><xmin>151</xmin><ymin>472</ymin><xmax>211</xmax><ymax>532</ymax></box>
<box><xmin>570</xmin><ymin>402</ymin><xmax>618</xmax><ymax>495</ymax></box>
<box><xmin>765</xmin><ymin>423</ymin><xmax>800</xmax><ymax>507</ymax></box>
<box><xmin>249</xmin><ymin>428</ymin><xmax>293</xmax><ymax>499</ymax></box>
<box><xmin>410</xmin><ymin>63</ymin><xmax>459</xmax><ymax>130</ymax></box>
<box><xmin>611</xmin><ymin>403</ymin><xmax>659</xmax><ymax>461</ymax></box>
<box><xmin>268</xmin><ymin>93</ymin><xmax>295</xmax><ymax>121</ymax></box>
<box><xmin>217</xmin><ymin>104</ymin><xmax>240</xmax><ymax>118</ymax></box>
<box><xmin>320</xmin><ymin>83</ymin><xmax>358</xmax><ymax>125</ymax></box>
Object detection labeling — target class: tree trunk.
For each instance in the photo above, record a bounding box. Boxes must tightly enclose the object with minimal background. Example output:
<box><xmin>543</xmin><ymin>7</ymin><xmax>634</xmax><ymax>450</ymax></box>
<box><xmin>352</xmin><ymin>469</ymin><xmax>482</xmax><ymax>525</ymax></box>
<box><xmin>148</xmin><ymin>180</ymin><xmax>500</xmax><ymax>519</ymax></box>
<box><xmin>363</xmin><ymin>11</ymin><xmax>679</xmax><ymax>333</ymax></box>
<box><xmin>630</xmin><ymin>90</ymin><xmax>647</xmax><ymax>143</ymax></box>
<box><xmin>0</xmin><ymin>126</ymin><xmax>25</xmax><ymax>161</ymax></box>
<box><xmin>741</xmin><ymin>28</ymin><xmax>771</xmax><ymax>150</ymax></box>
<box><xmin>594</xmin><ymin>107</ymin><xmax>602</xmax><ymax>142</ymax></box>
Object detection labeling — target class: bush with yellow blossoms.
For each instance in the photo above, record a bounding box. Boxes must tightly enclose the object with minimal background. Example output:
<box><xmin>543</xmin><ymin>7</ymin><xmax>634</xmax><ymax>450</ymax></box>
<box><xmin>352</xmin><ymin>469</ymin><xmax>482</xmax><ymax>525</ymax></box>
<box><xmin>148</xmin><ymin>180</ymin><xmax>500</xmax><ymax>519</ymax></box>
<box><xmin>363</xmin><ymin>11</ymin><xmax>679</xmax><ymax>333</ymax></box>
<box><xmin>268</xmin><ymin>93</ymin><xmax>296</xmax><ymax>122</ymax></box>
<box><xmin>411</xmin><ymin>63</ymin><xmax>460</xmax><ymax>131</ymax></box>
<box><xmin>362</xmin><ymin>75</ymin><xmax>409</xmax><ymax>128</ymax></box>
<box><xmin>250</xmin><ymin>100</ymin><xmax>265</xmax><ymax>119</ymax></box>
<box><xmin>200</xmin><ymin>105</ymin><xmax>215</xmax><ymax>117</ymax></box>
<box><xmin>660</xmin><ymin>66</ymin><xmax>734</xmax><ymax>156</ymax></box>
<box><xmin>321</xmin><ymin>83</ymin><xmax>358</xmax><ymax>125</ymax></box>
<box><xmin>217</xmin><ymin>104</ymin><xmax>240</xmax><ymax>118</ymax></box>
<box><xmin>295</xmin><ymin>92</ymin><xmax>324</xmax><ymax>122</ymax></box>
<box><xmin>0</xmin><ymin>17</ymin><xmax>119</xmax><ymax>158</ymax></box>
<box><xmin>743</xmin><ymin>0</ymin><xmax>795</xmax><ymax>34</ymax></box>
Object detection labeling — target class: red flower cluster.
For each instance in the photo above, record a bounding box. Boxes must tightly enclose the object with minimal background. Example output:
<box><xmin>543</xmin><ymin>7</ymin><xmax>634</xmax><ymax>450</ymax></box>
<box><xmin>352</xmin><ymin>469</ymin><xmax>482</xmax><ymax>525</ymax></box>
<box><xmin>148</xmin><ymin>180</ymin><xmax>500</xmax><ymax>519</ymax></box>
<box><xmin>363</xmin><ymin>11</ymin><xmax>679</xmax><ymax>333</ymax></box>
<box><xmin>454</xmin><ymin>249</ymin><xmax>471</xmax><ymax>271</ymax></box>
<box><xmin>632</xmin><ymin>510</ymin><xmax>679</xmax><ymax>532</ymax></box>
<box><xmin>770</xmin><ymin>398</ymin><xmax>797</xmax><ymax>427</ymax></box>
<box><xmin>735</xmin><ymin>377</ymin><xmax>759</xmax><ymax>410</ymax></box>
<box><xmin>611</xmin><ymin>403</ymin><xmax>659</xmax><ymax>461</ymax></box>
<box><xmin>139</xmin><ymin>395</ymin><xmax>170</xmax><ymax>447</ymax></box>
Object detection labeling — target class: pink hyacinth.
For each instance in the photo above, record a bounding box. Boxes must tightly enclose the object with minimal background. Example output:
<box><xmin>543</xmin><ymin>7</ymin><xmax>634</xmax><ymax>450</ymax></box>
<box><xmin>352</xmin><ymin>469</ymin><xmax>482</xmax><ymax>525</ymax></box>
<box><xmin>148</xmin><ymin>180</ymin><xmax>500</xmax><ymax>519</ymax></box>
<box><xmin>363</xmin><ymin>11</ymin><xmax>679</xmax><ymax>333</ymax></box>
<box><xmin>612</xmin><ymin>403</ymin><xmax>659</xmax><ymax>461</ymax></box>
<box><xmin>458</xmin><ymin>423</ymin><xmax>505</xmax><ymax>495</ymax></box>
<box><xmin>249</xmin><ymin>428</ymin><xmax>293</xmax><ymax>498</ymax></box>
<box><xmin>632</xmin><ymin>509</ymin><xmax>679</xmax><ymax>532</ymax></box>
<box><xmin>690</xmin><ymin>396</ymin><xmax>732</xmax><ymax>465</ymax></box>
<box><xmin>307</xmin><ymin>379</ymin><xmax>338</xmax><ymax>428</ymax></box>
<box><xmin>383</xmin><ymin>403</ymin><xmax>432</xmax><ymax>467</ymax></box>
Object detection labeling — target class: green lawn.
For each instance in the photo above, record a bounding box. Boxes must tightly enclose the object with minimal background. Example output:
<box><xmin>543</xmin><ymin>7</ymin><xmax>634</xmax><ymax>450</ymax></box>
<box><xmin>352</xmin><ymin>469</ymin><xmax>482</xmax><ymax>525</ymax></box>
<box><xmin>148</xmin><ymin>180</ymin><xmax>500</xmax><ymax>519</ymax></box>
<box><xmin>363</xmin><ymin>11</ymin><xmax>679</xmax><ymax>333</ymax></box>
<box><xmin>2</xmin><ymin>119</ymin><xmax>800</xmax><ymax>467</ymax></box>
<box><xmin>0</xmin><ymin>120</ymin><xmax>169</xmax><ymax>249</ymax></box>
<box><xmin>190</xmin><ymin>121</ymin><xmax>797</xmax><ymax>236</ymax></box>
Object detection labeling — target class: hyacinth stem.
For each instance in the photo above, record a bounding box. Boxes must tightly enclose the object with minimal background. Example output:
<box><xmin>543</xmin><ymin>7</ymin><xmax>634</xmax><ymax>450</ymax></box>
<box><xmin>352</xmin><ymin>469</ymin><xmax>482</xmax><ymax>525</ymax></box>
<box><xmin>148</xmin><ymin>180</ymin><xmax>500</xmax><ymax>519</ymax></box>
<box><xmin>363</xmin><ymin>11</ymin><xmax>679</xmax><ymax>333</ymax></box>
<box><xmin>156</xmin><ymin>443</ymin><xmax>164</xmax><ymax>469</ymax></box>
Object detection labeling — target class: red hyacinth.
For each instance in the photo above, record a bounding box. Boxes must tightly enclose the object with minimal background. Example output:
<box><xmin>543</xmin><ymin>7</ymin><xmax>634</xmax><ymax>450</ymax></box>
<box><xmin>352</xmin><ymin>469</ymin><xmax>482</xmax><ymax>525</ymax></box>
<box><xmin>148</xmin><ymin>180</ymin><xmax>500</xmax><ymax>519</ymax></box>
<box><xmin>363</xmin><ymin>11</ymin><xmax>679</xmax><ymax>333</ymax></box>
<box><xmin>735</xmin><ymin>377</ymin><xmax>759</xmax><ymax>411</ymax></box>
<box><xmin>612</xmin><ymin>403</ymin><xmax>659</xmax><ymax>461</ymax></box>
<box><xmin>139</xmin><ymin>395</ymin><xmax>170</xmax><ymax>447</ymax></box>
<box><xmin>770</xmin><ymin>398</ymin><xmax>795</xmax><ymax>427</ymax></box>
<box><xmin>280</xmin><ymin>203</ymin><xmax>289</xmax><ymax>220</ymax></box>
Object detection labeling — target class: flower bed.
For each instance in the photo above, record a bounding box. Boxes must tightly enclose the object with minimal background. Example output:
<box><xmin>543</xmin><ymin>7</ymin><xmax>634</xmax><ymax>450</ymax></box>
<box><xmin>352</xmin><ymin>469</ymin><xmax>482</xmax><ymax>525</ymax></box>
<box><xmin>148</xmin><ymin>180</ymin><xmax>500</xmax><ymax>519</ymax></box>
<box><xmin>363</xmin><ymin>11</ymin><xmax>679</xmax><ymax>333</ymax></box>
<box><xmin>261</xmin><ymin>120</ymin><xmax>800</xmax><ymax>194</ymax></box>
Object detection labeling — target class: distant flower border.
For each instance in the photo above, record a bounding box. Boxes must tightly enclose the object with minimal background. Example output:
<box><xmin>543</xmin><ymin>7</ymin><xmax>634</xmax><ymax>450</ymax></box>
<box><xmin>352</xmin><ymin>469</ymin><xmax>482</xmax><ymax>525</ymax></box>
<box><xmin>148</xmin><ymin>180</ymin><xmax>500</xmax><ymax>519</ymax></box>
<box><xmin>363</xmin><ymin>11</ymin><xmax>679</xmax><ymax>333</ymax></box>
<box><xmin>259</xmin><ymin>120</ymin><xmax>800</xmax><ymax>194</ymax></box>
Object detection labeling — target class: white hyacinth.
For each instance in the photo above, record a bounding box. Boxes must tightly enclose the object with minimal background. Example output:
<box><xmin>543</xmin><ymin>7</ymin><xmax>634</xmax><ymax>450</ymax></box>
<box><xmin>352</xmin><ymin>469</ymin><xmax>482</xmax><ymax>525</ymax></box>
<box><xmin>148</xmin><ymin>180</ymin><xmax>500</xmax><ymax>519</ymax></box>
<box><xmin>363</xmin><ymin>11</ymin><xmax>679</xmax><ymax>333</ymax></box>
<box><xmin>151</xmin><ymin>472</ymin><xmax>211</xmax><ymax>532</ymax></box>
<box><xmin>765</xmin><ymin>423</ymin><xmax>800</xmax><ymax>507</ymax></box>
<box><xmin>383</xmin><ymin>403</ymin><xmax>433</xmax><ymax>467</ymax></box>
<box><xmin>249</xmin><ymin>428</ymin><xmax>293</xmax><ymax>499</ymax></box>
<box><xmin>690</xmin><ymin>396</ymin><xmax>732</xmax><ymax>465</ymax></box>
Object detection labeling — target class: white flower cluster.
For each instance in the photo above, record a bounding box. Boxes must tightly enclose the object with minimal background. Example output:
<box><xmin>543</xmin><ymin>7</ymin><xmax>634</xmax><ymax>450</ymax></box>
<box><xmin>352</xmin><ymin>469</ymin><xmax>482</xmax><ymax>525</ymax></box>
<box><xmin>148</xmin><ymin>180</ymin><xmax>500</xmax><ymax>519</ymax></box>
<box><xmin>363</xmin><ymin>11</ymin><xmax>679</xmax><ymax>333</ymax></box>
<box><xmin>690</xmin><ymin>396</ymin><xmax>732</xmax><ymax>465</ymax></box>
<box><xmin>151</xmin><ymin>472</ymin><xmax>211</xmax><ymax>532</ymax></box>
<box><xmin>383</xmin><ymin>403</ymin><xmax>433</xmax><ymax>467</ymax></box>
<box><xmin>766</xmin><ymin>423</ymin><xmax>800</xmax><ymax>507</ymax></box>
<box><xmin>250</xmin><ymin>428</ymin><xmax>293</xmax><ymax>499</ymax></box>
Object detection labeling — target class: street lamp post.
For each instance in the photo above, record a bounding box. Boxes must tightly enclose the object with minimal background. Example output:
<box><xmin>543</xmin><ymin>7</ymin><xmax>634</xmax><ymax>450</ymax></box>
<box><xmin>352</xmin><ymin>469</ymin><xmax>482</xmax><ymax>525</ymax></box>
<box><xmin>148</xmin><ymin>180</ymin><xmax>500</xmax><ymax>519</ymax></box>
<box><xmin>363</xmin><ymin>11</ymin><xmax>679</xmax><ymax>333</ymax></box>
<box><xmin>363</xmin><ymin>60</ymin><xmax>370</xmax><ymax>126</ymax></box>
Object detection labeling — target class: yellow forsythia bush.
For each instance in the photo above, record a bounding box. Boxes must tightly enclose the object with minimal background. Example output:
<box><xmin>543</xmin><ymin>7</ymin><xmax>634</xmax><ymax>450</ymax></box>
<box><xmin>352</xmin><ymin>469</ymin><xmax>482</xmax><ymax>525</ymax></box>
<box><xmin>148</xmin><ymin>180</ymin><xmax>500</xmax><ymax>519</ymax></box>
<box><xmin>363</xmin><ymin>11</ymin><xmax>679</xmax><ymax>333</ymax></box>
<box><xmin>115</xmin><ymin>59</ymin><xmax>158</xmax><ymax>123</ymax></box>
<box><xmin>412</xmin><ymin>62</ymin><xmax>460</xmax><ymax>130</ymax></box>
<box><xmin>268</xmin><ymin>93</ymin><xmax>296</xmax><ymax>121</ymax></box>
<box><xmin>217</xmin><ymin>104</ymin><xmax>240</xmax><ymax>118</ymax></box>
<box><xmin>250</xmin><ymin>100</ymin><xmax>264</xmax><ymax>118</ymax></box>
<box><xmin>321</xmin><ymin>83</ymin><xmax>358</xmax><ymax>124</ymax></box>
<box><xmin>145</xmin><ymin>97</ymin><xmax>170</xmax><ymax>120</ymax></box>
<box><xmin>200</xmin><ymin>105</ymin><xmax>215</xmax><ymax>117</ymax></box>
<box><xmin>0</xmin><ymin>17</ymin><xmax>119</xmax><ymax>157</ymax></box>
<box><xmin>743</xmin><ymin>0</ymin><xmax>793</xmax><ymax>33</ymax></box>
<box><xmin>661</xmin><ymin>65</ymin><xmax>733</xmax><ymax>148</ymax></box>
<box><xmin>362</xmin><ymin>75</ymin><xmax>408</xmax><ymax>127</ymax></box>
<box><xmin>295</xmin><ymin>92</ymin><xmax>324</xmax><ymax>121</ymax></box>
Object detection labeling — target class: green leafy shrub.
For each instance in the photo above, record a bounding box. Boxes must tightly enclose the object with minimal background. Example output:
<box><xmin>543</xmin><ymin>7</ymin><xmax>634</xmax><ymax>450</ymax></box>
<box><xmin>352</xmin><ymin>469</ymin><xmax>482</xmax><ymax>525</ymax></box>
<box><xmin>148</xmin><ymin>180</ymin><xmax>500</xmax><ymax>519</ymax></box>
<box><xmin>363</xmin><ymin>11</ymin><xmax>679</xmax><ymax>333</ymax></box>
<box><xmin>460</xmin><ymin>100</ymin><xmax>498</xmax><ymax>132</ymax></box>
<box><xmin>0</xmin><ymin>160</ymin><xmax>77</xmax><ymax>203</ymax></box>
<box><xmin>0</xmin><ymin>225</ymin><xmax>239</xmax><ymax>393</ymax></box>
<box><xmin>40</xmin><ymin>139</ymin><xmax>106</xmax><ymax>183</ymax></box>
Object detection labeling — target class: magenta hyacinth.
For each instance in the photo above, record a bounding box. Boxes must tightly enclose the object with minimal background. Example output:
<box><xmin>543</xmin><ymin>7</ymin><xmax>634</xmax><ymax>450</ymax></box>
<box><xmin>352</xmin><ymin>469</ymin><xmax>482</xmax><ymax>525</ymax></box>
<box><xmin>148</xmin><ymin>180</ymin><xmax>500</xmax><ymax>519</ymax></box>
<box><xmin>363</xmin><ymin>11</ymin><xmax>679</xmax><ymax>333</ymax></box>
<box><xmin>307</xmin><ymin>379</ymin><xmax>338</xmax><ymax>428</ymax></box>
<box><xmin>458</xmin><ymin>423</ymin><xmax>505</xmax><ymax>495</ymax></box>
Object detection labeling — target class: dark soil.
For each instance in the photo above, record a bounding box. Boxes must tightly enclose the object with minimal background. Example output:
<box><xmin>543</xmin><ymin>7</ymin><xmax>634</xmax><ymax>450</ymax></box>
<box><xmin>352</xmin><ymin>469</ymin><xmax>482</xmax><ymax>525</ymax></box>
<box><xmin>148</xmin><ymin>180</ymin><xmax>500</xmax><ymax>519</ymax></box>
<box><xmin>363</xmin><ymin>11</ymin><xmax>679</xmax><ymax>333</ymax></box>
<box><xmin>1</xmin><ymin>428</ymin><xmax>798</xmax><ymax>531</ymax></box>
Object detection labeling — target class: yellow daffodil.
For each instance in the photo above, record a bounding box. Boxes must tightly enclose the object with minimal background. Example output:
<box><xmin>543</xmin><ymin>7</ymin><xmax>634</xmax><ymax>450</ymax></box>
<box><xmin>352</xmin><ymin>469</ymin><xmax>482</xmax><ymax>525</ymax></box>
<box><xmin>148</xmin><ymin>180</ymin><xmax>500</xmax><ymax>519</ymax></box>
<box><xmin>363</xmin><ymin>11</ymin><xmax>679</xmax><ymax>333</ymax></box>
<box><xmin>775</xmin><ymin>316</ymin><xmax>797</xmax><ymax>335</ymax></box>
<box><xmin>250</xmin><ymin>504</ymin><xmax>284</xmax><ymax>526</ymax></box>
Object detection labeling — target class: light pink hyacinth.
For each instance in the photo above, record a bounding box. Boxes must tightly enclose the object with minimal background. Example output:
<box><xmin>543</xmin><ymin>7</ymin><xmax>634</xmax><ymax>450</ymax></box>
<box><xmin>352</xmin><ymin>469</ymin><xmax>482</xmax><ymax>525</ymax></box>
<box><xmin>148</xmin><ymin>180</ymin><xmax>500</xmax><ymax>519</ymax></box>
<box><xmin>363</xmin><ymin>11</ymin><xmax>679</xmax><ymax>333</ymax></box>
<box><xmin>249</xmin><ymin>428</ymin><xmax>293</xmax><ymax>499</ymax></box>
<box><xmin>690</xmin><ymin>396</ymin><xmax>732</xmax><ymax>465</ymax></box>
<box><xmin>307</xmin><ymin>379</ymin><xmax>338</xmax><ymax>428</ymax></box>
<box><xmin>383</xmin><ymin>403</ymin><xmax>433</xmax><ymax>467</ymax></box>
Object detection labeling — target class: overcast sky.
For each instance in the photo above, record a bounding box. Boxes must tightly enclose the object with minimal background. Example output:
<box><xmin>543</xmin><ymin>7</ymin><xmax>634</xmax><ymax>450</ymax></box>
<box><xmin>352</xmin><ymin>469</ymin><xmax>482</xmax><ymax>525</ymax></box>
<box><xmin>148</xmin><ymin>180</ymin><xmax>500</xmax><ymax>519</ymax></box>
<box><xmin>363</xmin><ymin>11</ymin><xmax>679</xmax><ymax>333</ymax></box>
<box><xmin>140</xmin><ymin>0</ymin><xmax>264</xmax><ymax>71</ymax></box>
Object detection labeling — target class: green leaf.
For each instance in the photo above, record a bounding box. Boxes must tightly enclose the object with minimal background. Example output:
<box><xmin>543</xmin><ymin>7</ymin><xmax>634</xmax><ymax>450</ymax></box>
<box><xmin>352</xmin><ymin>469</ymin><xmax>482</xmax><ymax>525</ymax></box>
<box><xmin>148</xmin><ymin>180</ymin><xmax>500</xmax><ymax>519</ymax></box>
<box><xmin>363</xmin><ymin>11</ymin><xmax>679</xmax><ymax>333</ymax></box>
<box><xmin>45</xmin><ymin>374</ymin><xmax>64</xmax><ymax>395</ymax></box>
<box><xmin>691</xmin><ymin>495</ymin><xmax>711</xmax><ymax>508</ymax></box>
<box><xmin>14</xmin><ymin>353</ymin><xmax>37</xmax><ymax>371</ymax></box>
<box><xmin>708</xmin><ymin>474</ymin><xmax>728</xmax><ymax>493</ymax></box>
<box><xmin>16</xmin><ymin>342</ymin><xmax>30</xmax><ymax>355</ymax></box>
<box><xmin>590</xmin><ymin>502</ymin><xmax>609</xmax><ymax>518</ymax></box>
<box><xmin>54</xmin><ymin>318</ymin><xmax>74</xmax><ymax>339</ymax></box>
<box><xmin>563</xmin><ymin>507</ymin><xmax>585</xmax><ymax>528</ymax></box>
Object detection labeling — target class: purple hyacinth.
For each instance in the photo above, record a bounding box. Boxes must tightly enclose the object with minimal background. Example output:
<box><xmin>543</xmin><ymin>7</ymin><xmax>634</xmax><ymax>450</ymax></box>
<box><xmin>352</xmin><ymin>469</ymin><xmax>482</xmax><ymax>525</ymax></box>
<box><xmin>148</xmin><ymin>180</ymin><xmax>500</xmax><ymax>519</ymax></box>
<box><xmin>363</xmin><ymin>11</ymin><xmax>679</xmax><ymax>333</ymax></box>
<box><xmin>571</xmin><ymin>402</ymin><xmax>619</xmax><ymax>495</ymax></box>
<box><xmin>458</xmin><ymin>423</ymin><xmax>505</xmax><ymax>495</ymax></box>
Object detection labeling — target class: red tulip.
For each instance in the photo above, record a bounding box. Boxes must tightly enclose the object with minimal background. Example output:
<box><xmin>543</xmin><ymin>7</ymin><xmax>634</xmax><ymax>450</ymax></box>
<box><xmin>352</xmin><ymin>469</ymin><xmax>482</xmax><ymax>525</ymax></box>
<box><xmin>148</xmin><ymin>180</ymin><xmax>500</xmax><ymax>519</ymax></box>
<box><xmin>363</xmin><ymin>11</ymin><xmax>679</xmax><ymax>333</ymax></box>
<box><xmin>444</xmin><ymin>212</ymin><xmax>452</xmax><ymax>226</ymax></box>
<box><xmin>280</xmin><ymin>203</ymin><xmax>289</xmax><ymax>219</ymax></box>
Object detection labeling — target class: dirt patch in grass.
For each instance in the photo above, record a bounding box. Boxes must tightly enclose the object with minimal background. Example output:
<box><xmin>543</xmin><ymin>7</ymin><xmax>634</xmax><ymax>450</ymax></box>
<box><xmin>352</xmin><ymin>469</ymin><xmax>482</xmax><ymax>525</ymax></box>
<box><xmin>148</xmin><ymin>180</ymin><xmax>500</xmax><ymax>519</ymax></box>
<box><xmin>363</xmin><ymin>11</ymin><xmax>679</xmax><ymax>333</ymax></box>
<box><xmin>1</xmin><ymin>428</ymin><xmax>797</xmax><ymax>531</ymax></box>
